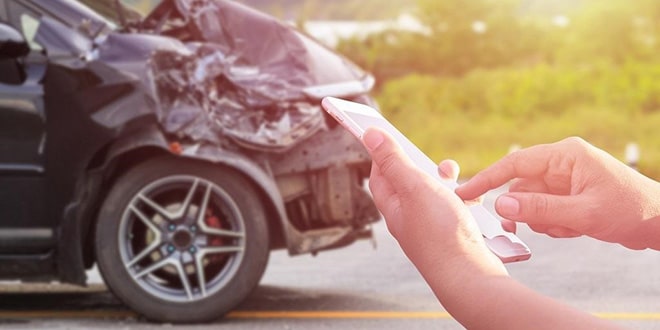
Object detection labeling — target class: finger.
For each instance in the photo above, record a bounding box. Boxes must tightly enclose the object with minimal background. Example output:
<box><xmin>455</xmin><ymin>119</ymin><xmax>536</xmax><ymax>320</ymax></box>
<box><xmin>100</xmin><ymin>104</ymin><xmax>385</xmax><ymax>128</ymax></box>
<box><xmin>463</xmin><ymin>195</ymin><xmax>484</xmax><ymax>206</ymax></box>
<box><xmin>545</xmin><ymin>227</ymin><xmax>582</xmax><ymax>238</ymax></box>
<box><xmin>368</xmin><ymin>163</ymin><xmax>406</xmax><ymax>236</ymax></box>
<box><xmin>500</xmin><ymin>219</ymin><xmax>517</xmax><ymax>233</ymax></box>
<box><xmin>528</xmin><ymin>223</ymin><xmax>552</xmax><ymax>235</ymax></box>
<box><xmin>456</xmin><ymin>143</ymin><xmax>556</xmax><ymax>200</ymax></box>
<box><xmin>494</xmin><ymin>192</ymin><xmax>584</xmax><ymax>229</ymax></box>
<box><xmin>363</xmin><ymin>128</ymin><xmax>423</xmax><ymax>195</ymax></box>
<box><xmin>528</xmin><ymin>224</ymin><xmax>582</xmax><ymax>238</ymax></box>
<box><xmin>509</xmin><ymin>178</ymin><xmax>550</xmax><ymax>194</ymax></box>
<box><xmin>438</xmin><ymin>159</ymin><xmax>460</xmax><ymax>182</ymax></box>
<box><xmin>368</xmin><ymin>163</ymin><xmax>397</xmax><ymax>215</ymax></box>
<box><xmin>437</xmin><ymin>160</ymin><xmax>484</xmax><ymax>205</ymax></box>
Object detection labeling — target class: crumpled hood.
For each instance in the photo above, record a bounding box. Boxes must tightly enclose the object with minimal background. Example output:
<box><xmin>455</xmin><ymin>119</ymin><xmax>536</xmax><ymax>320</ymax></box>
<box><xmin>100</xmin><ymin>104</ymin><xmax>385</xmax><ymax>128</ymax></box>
<box><xmin>169</xmin><ymin>0</ymin><xmax>369</xmax><ymax>100</ymax></box>
<box><xmin>131</xmin><ymin>0</ymin><xmax>375</xmax><ymax>151</ymax></box>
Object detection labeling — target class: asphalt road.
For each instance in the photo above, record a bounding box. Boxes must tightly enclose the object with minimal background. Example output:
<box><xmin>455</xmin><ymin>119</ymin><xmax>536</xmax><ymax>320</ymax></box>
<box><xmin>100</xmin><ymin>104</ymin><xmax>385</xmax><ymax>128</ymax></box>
<box><xmin>1</xmin><ymin>188</ymin><xmax>659</xmax><ymax>329</ymax></box>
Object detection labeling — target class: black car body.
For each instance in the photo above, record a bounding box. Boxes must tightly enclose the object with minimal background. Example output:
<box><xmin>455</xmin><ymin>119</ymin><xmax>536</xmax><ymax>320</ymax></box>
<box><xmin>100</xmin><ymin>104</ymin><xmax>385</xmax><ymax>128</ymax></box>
<box><xmin>0</xmin><ymin>0</ymin><xmax>378</xmax><ymax>322</ymax></box>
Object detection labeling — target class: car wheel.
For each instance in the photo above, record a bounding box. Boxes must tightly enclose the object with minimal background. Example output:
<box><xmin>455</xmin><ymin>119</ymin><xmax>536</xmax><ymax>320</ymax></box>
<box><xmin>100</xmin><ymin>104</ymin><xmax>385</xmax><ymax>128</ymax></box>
<box><xmin>95</xmin><ymin>157</ymin><xmax>269</xmax><ymax>323</ymax></box>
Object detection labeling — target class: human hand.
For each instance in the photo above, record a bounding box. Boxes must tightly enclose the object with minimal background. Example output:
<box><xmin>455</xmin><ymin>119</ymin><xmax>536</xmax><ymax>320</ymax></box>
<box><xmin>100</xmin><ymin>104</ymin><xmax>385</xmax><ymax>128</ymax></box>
<box><xmin>456</xmin><ymin>137</ymin><xmax>660</xmax><ymax>250</ymax></box>
<box><xmin>437</xmin><ymin>159</ymin><xmax>517</xmax><ymax>234</ymax></box>
<box><xmin>362</xmin><ymin>128</ymin><xmax>506</xmax><ymax>277</ymax></box>
<box><xmin>363</xmin><ymin>131</ymin><xmax>623</xmax><ymax>329</ymax></box>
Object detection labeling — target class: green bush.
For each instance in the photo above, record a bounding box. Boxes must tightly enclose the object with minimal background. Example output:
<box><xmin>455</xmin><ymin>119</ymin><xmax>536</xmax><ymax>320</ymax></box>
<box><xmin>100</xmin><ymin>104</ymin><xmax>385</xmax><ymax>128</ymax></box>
<box><xmin>376</xmin><ymin>63</ymin><xmax>660</xmax><ymax>179</ymax></box>
<box><xmin>380</xmin><ymin>62</ymin><xmax>660</xmax><ymax>117</ymax></box>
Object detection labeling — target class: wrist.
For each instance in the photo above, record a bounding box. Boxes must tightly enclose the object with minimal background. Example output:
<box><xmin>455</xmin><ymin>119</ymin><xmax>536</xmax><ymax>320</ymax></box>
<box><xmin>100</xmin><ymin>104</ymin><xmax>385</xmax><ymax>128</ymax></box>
<box><xmin>629</xmin><ymin>176</ymin><xmax>660</xmax><ymax>250</ymax></box>
<box><xmin>643</xmin><ymin>180</ymin><xmax>660</xmax><ymax>250</ymax></box>
<box><xmin>412</xmin><ymin>234</ymin><xmax>509</xmax><ymax>300</ymax></box>
<box><xmin>424</xmin><ymin>254</ymin><xmax>510</xmax><ymax>326</ymax></box>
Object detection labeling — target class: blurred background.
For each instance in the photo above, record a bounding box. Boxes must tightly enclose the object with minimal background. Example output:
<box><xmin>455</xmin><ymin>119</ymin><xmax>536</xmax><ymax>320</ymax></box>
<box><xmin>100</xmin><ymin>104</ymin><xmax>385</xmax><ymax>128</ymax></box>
<box><xmin>131</xmin><ymin>0</ymin><xmax>660</xmax><ymax>178</ymax></box>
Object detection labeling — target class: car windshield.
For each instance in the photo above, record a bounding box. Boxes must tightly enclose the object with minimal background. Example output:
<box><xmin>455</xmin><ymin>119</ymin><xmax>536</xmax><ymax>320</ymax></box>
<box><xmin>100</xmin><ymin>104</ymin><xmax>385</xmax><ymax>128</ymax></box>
<box><xmin>76</xmin><ymin>0</ymin><xmax>148</xmax><ymax>25</ymax></box>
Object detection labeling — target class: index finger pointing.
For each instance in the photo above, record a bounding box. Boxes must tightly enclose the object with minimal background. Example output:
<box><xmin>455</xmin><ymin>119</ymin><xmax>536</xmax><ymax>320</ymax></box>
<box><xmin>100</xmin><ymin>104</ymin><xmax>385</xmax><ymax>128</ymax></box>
<box><xmin>455</xmin><ymin>143</ymin><xmax>555</xmax><ymax>200</ymax></box>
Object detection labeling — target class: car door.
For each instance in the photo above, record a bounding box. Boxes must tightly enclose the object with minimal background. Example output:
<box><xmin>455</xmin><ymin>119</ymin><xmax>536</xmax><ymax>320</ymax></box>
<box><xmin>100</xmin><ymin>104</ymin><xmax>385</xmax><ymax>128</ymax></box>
<box><xmin>0</xmin><ymin>8</ymin><xmax>51</xmax><ymax>252</ymax></box>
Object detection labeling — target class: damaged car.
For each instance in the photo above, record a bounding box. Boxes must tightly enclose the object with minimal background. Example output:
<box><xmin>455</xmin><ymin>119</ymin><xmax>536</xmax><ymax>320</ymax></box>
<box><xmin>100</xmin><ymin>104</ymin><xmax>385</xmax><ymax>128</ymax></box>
<box><xmin>0</xmin><ymin>0</ymin><xmax>378</xmax><ymax>323</ymax></box>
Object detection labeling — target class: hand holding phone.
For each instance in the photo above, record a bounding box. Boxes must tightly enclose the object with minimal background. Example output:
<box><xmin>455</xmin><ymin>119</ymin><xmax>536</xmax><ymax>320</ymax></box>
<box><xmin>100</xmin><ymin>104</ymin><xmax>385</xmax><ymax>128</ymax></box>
<box><xmin>321</xmin><ymin>97</ymin><xmax>531</xmax><ymax>263</ymax></box>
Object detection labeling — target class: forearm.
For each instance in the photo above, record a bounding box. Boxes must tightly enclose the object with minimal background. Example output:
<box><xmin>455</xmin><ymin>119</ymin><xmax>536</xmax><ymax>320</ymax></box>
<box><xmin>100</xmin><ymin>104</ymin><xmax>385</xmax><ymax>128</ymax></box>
<box><xmin>418</xmin><ymin>255</ymin><xmax>621</xmax><ymax>330</ymax></box>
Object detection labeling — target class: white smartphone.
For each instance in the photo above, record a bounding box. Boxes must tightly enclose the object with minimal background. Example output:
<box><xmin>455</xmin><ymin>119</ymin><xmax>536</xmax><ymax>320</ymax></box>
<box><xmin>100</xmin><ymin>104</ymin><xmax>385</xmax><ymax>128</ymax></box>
<box><xmin>321</xmin><ymin>97</ymin><xmax>531</xmax><ymax>263</ymax></box>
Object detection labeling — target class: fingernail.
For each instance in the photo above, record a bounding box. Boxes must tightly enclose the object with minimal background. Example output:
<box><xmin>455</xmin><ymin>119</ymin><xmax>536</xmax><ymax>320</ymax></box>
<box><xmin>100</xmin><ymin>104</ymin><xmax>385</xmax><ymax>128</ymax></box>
<box><xmin>497</xmin><ymin>196</ymin><xmax>520</xmax><ymax>217</ymax></box>
<box><xmin>363</xmin><ymin>129</ymin><xmax>384</xmax><ymax>151</ymax></box>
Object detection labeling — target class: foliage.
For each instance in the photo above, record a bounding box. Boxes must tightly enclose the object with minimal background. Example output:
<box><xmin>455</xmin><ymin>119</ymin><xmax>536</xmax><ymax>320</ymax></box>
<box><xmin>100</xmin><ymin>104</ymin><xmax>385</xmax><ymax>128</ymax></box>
<box><xmin>555</xmin><ymin>0</ymin><xmax>660</xmax><ymax>64</ymax></box>
<box><xmin>334</xmin><ymin>0</ymin><xmax>660</xmax><ymax>178</ymax></box>
<box><xmin>238</xmin><ymin>0</ymin><xmax>413</xmax><ymax>20</ymax></box>
<box><xmin>375</xmin><ymin>62</ymin><xmax>660</xmax><ymax>178</ymax></box>
<box><xmin>379</xmin><ymin>63</ymin><xmax>660</xmax><ymax>119</ymax></box>
<box><xmin>338</xmin><ymin>0</ymin><xmax>660</xmax><ymax>82</ymax></box>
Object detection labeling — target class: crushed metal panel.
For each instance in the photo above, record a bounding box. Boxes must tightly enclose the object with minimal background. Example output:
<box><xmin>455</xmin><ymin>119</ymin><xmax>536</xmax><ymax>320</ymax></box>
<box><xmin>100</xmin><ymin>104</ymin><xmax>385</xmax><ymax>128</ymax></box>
<box><xmin>314</xmin><ymin>166</ymin><xmax>355</xmax><ymax>223</ymax></box>
<box><xmin>147</xmin><ymin>44</ymin><xmax>328</xmax><ymax>150</ymax></box>
<box><xmin>269</xmin><ymin>126</ymin><xmax>371</xmax><ymax>176</ymax></box>
<box><xmin>128</xmin><ymin>0</ymin><xmax>374</xmax><ymax>150</ymax></box>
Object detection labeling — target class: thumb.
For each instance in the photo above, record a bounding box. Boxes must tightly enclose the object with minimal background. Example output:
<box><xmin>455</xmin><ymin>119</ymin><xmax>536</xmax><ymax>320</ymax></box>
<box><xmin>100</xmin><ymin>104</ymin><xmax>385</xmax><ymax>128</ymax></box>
<box><xmin>495</xmin><ymin>192</ymin><xmax>584</xmax><ymax>229</ymax></box>
<box><xmin>363</xmin><ymin>128</ymin><xmax>420</xmax><ymax>193</ymax></box>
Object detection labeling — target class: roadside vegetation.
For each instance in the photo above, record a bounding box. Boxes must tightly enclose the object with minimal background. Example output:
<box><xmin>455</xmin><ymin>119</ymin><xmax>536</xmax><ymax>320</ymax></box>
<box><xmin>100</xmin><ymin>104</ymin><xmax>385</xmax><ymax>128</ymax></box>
<box><xmin>336</xmin><ymin>0</ymin><xmax>660</xmax><ymax>178</ymax></box>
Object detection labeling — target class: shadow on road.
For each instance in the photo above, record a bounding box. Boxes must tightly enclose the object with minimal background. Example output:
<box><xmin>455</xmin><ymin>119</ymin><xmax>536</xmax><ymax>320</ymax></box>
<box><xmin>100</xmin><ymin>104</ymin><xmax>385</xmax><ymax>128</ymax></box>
<box><xmin>0</xmin><ymin>283</ymin><xmax>401</xmax><ymax>319</ymax></box>
<box><xmin>240</xmin><ymin>284</ymin><xmax>402</xmax><ymax>311</ymax></box>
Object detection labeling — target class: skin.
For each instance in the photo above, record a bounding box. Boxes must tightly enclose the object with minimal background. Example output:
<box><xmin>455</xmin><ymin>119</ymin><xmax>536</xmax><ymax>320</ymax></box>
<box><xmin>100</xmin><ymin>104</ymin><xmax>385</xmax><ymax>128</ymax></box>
<box><xmin>456</xmin><ymin>136</ymin><xmax>660</xmax><ymax>251</ymax></box>
<box><xmin>362</xmin><ymin>128</ymin><xmax>637</xmax><ymax>329</ymax></box>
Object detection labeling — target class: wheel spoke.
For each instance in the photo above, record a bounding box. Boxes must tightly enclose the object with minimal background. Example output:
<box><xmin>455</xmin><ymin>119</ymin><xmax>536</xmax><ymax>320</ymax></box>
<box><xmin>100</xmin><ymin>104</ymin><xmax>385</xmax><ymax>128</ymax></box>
<box><xmin>203</xmin><ymin>227</ymin><xmax>245</xmax><ymax>239</ymax></box>
<box><xmin>137</xmin><ymin>194</ymin><xmax>175</xmax><ymax>221</ymax></box>
<box><xmin>126</xmin><ymin>206</ymin><xmax>163</xmax><ymax>267</ymax></box>
<box><xmin>193</xmin><ymin>245</ymin><xmax>243</xmax><ymax>298</ymax></box>
<box><xmin>173</xmin><ymin>260</ymin><xmax>194</xmax><ymax>301</ymax></box>
<box><xmin>133</xmin><ymin>255</ymin><xmax>194</xmax><ymax>301</ymax></box>
<box><xmin>195</xmin><ymin>182</ymin><xmax>213</xmax><ymax>225</ymax></box>
<box><xmin>137</xmin><ymin>178</ymin><xmax>200</xmax><ymax>221</ymax></box>
<box><xmin>196</xmin><ymin>183</ymin><xmax>245</xmax><ymax>238</ymax></box>
<box><xmin>126</xmin><ymin>241</ymin><xmax>161</xmax><ymax>268</ymax></box>
<box><xmin>194</xmin><ymin>254</ymin><xmax>207</xmax><ymax>298</ymax></box>
<box><xmin>129</xmin><ymin>205</ymin><xmax>162</xmax><ymax>235</ymax></box>
<box><xmin>199</xmin><ymin>245</ymin><xmax>244</xmax><ymax>255</ymax></box>
<box><xmin>133</xmin><ymin>257</ymin><xmax>172</xmax><ymax>279</ymax></box>
<box><xmin>178</xmin><ymin>178</ymin><xmax>200</xmax><ymax>220</ymax></box>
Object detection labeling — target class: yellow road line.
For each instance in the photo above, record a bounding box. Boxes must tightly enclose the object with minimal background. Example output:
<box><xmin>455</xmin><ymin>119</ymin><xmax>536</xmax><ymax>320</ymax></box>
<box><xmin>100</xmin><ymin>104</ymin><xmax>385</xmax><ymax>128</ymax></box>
<box><xmin>0</xmin><ymin>310</ymin><xmax>659</xmax><ymax>321</ymax></box>
<box><xmin>227</xmin><ymin>311</ymin><xmax>453</xmax><ymax>319</ymax></box>
<box><xmin>594</xmin><ymin>313</ymin><xmax>660</xmax><ymax>320</ymax></box>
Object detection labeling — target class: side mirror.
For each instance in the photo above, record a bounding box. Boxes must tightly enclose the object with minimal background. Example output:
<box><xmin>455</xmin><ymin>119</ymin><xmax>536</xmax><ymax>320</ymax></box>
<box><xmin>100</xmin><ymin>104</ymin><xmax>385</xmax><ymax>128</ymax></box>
<box><xmin>0</xmin><ymin>23</ymin><xmax>29</xmax><ymax>59</ymax></box>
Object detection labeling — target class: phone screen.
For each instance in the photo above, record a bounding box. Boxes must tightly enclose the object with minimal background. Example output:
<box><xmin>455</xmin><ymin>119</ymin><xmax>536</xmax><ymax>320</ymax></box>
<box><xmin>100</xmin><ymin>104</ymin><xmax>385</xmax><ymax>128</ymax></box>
<box><xmin>341</xmin><ymin>108</ymin><xmax>458</xmax><ymax>189</ymax></box>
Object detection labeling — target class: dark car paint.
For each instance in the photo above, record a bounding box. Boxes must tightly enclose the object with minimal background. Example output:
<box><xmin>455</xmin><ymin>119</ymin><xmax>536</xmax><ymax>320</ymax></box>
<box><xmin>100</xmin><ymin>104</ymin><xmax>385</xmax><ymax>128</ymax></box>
<box><xmin>0</xmin><ymin>3</ymin><xmax>192</xmax><ymax>282</ymax></box>
<box><xmin>0</xmin><ymin>22</ymin><xmax>28</xmax><ymax>57</ymax></box>
<box><xmin>0</xmin><ymin>0</ymin><xmax>378</xmax><ymax>285</ymax></box>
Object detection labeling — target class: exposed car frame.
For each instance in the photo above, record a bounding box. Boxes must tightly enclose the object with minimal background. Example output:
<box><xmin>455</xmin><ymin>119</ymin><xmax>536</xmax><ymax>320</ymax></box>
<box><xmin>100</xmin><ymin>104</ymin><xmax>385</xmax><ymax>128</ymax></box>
<box><xmin>0</xmin><ymin>0</ymin><xmax>379</xmax><ymax>322</ymax></box>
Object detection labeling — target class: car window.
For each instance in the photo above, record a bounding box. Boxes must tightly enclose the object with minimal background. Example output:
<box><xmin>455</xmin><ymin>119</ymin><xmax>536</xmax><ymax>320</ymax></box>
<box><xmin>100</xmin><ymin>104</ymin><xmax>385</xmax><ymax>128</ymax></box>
<box><xmin>20</xmin><ymin>14</ymin><xmax>41</xmax><ymax>50</ymax></box>
<box><xmin>7</xmin><ymin>2</ymin><xmax>42</xmax><ymax>50</ymax></box>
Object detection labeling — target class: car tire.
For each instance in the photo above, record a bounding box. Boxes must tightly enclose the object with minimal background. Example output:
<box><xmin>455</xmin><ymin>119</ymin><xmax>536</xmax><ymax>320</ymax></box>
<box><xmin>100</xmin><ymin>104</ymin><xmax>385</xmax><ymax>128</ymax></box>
<box><xmin>95</xmin><ymin>157</ymin><xmax>269</xmax><ymax>323</ymax></box>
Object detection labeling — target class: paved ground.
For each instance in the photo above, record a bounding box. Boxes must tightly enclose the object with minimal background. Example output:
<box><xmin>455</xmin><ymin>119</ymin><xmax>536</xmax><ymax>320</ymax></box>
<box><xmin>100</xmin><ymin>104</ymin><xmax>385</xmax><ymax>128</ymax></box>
<box><xmin>0</xmin><ymin>187</ymin><xmax>659</xmax><ymax>329</ymax></box>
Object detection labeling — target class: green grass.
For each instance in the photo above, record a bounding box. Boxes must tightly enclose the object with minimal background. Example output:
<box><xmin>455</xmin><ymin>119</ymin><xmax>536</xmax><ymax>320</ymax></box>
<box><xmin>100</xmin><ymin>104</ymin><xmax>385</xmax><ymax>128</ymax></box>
<box><xmin>377</xmin><ymin>104</ymin><xmax>660</xmax><ymax>180</ymax></box>
<box><xmin>375</xmin><ymin>63</ymin><xmax>660</xmax><ymax>180</ymax></box>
